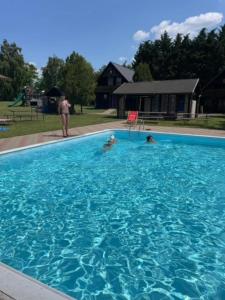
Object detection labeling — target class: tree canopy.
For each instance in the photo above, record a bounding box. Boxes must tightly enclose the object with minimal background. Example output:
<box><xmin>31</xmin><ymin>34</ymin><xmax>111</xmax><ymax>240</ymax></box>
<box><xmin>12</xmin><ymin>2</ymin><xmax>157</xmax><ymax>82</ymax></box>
<box><xmin>133</xmin><ymin>62</ymin><xmax>153</xmax><ymax>82</ymax></box>
<box><xmin>133</xmin><ymin>25</ymin><xmax>225</xmax><ymax>84</ymax></box>
<box><xmin>63</xmin><ymin>52</ymin><xmax>96</xmax><ymax>112</ymax></box>
<box><xmin>41</xmin><ymin>56</ymin><xmax>64</xmax><ymax>91</ymax></box>
<box><xmin>0</xmin><ymin>39</ymin><xmax>37</xmax><ymax>100</ymax></box>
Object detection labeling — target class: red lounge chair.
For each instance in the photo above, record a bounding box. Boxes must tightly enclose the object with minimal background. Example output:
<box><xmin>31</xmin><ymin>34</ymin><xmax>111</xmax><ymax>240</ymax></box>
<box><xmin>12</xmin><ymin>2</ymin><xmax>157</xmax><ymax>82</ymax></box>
<box><xmin>127</xmin><ymin>111</ymin><xmax>138</xmax><ymax>129</ymax></box>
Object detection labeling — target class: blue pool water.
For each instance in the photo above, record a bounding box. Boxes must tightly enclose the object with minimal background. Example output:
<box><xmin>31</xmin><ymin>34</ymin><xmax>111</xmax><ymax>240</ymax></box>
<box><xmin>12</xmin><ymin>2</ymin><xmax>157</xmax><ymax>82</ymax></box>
<box><xmin>1</xmin><ymin>130</ymin><xmax>225</xmax><ymax>299</ymax></box>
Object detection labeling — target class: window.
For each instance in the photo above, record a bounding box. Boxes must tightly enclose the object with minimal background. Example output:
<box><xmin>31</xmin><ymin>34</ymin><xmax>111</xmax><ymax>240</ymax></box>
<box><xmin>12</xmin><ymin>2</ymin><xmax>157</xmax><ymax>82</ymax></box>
<box><xmin>151</xmin><ymin>95</ymin><xmax>160</xmax><ymax>112</ymax></box>
<box><xmin>108</xmin><ymin>77</ymin><xmax>114</xmax><ymax>86</ymax></box>
<box><xmin>116</xmin><ymin>77</ymin><xmax>122</xmax><ymax>85</ymax></box>
<box><xmin>168</xmin><ymin>95</ymin><xmax>176</xmax><ymax>113</ymax></box>
<box><xmin>161</xmin><ymin>95</ymin><xmax>168</xmax><ymax>112</ymax></box>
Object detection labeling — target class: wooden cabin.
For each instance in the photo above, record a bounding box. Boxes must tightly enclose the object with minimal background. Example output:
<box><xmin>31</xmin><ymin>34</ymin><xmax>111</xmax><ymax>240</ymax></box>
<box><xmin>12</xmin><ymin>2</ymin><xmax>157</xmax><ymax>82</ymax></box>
<box><xmin>113</xmin><ymin>79</ymin><xmax>200</xmax><ymax>118</ymax></box>
<box><xmin>95</xmin><ymin>62</ymin><xmax>134</xmax><ymax>109</ymax></box>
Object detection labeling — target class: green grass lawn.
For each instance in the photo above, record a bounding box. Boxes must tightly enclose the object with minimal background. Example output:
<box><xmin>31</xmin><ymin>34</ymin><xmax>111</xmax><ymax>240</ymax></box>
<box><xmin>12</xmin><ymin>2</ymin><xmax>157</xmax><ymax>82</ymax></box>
<box><xmin>142</xmin><ymin>117</ymin><xmax>225</xmax><ymax>130</ymax></box>
<box><xmin>0</xmin><ymin>101</ymin><xmax>116</xmax><ymax>138</ymax></box>
<box><xmin>1</xmin><ymin>101</ymin><xmax>225</xmax><ymax>138</ymax></box>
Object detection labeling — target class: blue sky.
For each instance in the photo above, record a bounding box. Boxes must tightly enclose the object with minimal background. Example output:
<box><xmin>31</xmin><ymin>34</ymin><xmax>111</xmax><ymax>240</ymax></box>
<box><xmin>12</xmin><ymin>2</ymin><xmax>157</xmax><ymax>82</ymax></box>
<box><xmin>0</xmin><ymin>0</ymin><xmax>224</xmax><ymax>70</ymax></box>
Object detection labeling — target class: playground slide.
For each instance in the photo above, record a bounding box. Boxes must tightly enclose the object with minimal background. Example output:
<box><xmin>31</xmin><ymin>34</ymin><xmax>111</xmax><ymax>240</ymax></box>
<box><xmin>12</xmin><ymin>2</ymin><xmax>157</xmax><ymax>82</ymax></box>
<box><xmin>8</xmin><ymin>93</ymin><xmax>24</xmax><ymax>107</ymax></box>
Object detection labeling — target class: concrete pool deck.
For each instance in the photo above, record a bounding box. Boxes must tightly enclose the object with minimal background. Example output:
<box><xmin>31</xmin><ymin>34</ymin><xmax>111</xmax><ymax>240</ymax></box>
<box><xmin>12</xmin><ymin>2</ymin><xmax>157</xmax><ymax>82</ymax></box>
<box><xmin>1</xmin><ymin>120</ymin><xmax>225</xmax><ymax>152</ymax></box>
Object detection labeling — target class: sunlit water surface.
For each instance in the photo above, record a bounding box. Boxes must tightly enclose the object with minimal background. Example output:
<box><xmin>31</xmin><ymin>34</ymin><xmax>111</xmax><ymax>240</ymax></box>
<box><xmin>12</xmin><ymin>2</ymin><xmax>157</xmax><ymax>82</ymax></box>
<box><xmin>1</xmin><ymin>130</ymin><xmax>225</xmax><ymax>300</ymax></box>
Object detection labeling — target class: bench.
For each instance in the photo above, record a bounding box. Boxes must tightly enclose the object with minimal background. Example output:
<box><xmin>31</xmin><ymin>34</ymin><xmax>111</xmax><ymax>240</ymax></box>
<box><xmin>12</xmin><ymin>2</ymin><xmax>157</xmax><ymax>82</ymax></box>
<box><xmin>138</xmin><ymin>111</ymin><xmax>167</xmax><ymax>129</ymax></box>
<box><xmin>0</xmin><ymin>118</ymin><xmax>13</xmax><ymax>125</ymax></box>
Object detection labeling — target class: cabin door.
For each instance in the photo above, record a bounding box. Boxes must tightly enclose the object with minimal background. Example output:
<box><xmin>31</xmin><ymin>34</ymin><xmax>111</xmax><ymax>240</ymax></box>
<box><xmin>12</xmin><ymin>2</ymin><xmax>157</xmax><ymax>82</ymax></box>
<box><xmin>151</xmin><ymin>95</ymin><xmax>160</xmax><ymax>112</ymax></box>
<box><xmin>168</xmin><ymin>95</ymin><xmax>176</xmax><ymax>113</ymax></box>
<box><xmin>144</xmin><ymin>97</ymin><xmax>151</xmax><ymax>112</ymax></box>
<box><xmin>177</xmin><ymin>95</ymin><xmax>185</xmax><ymax>112</ymax></box>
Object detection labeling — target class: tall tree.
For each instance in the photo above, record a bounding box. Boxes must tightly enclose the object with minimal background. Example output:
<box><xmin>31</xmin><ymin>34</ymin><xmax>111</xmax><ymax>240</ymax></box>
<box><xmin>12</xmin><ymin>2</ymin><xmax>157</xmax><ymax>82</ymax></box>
<box><xmin>0</xmin><ymin>39</ymin><xmax>29</xmax><ymax>100</ymax></box>
<box><xmin>133</xmin><ymin>26</ymin><xmax>225</xmax><ymax>83</ymax></box>
<box><xmin>133</xmin><ymin>63</ymin><xmax>153</xmax><ymax>81</ymax></box>
<box><xmin>41</xmin><ymin>56</ymin><xmax>64</xmax><ymax>91</ymax></box>
<box><xmin>24</xmin><ymin>63</ymin><xmax>38</xmax><ymax>87</ymax></box>
<box><xmin>64</xmin><ymin>52</ymin><xmax>96</xmax><ymax>113</ymax></box>
<box><xmin>218</xmin><ymin>24</ymin><xmax>225</xmax><ymax>63</ymax></box>
<box><xmin>95</xmin><ymin>64</ymin><xmax>106</xmax><ymax>82</ymax></box>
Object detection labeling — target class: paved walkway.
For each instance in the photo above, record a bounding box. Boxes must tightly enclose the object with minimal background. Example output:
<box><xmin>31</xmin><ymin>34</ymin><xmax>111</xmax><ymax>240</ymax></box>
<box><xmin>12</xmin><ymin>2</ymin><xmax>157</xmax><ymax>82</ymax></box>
<box><xmin>1</xmin><ymin>120</ymin><xmax>225</xmax><ymax>152</ymax></box>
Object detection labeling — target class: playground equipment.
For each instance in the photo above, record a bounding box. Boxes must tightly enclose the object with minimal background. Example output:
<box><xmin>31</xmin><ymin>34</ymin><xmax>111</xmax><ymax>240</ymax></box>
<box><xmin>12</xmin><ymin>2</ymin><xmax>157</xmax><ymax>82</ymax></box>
<box><xmin>8</xmin><ymin>91</ymin><xmax>26</xmax><ymax>107</ymax></box>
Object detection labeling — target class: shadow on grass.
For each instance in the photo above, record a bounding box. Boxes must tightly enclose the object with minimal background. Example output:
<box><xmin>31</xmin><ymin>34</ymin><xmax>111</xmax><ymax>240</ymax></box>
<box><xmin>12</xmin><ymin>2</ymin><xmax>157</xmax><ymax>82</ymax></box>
<box><xmin>102</xmin><ymin>115</ymin><xmax>118</xmax><ymax>120</ymax></box>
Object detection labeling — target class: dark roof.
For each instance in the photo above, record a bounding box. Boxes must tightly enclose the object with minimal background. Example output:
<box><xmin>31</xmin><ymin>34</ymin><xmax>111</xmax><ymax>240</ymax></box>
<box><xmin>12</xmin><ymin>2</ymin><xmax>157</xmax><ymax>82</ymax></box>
<box><xmin>45</xmin><ymin>87</ymin><xmax>65</xmax><ymax>97</ymax></box>
<box><xmin>111</xmin><ymin>62</ymin><xmax>134</xmax><ymax>82</ymax></box>
<box><xmin>0</xmin><ymin>74</ymin><xmax>11</xmax><ymax>81</ymax></box>
<box><xmin>113</xmin><ymin>79</ymin><xmax>199</xmax><ymax>95</ymax></box>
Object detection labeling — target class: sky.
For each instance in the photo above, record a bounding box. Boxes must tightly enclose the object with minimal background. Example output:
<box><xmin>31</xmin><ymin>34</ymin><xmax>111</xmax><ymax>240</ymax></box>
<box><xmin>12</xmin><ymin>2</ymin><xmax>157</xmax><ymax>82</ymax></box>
<box><xmin>0</xmin><ymin>0</ymin><xmax>225</xmax><ymax>71</ymax></box>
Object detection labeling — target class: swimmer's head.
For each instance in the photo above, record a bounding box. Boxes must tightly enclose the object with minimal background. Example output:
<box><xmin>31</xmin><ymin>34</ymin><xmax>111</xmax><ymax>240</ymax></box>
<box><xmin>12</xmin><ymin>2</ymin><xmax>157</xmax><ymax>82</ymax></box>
<box><xmin>146</xmin><ymin>135</ymin><xmax>153</xmax><ymax>142</ymax></box>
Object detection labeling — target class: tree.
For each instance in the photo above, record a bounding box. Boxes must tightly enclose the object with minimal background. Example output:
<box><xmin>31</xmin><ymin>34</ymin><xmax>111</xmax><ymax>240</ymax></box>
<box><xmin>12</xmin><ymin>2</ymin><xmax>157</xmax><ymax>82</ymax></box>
<box><xmin>218</xmin><ymin>24</ymin><xmax>225</xmax><ymax>62</ymax></box>
<box><xmin>122</xmin><ymin>61</ymin><xmax>133</xmax><ymax>69</ymax></box>
<box><xmin>95</xmin><ymin>64</ymin><xmax>106</xmax><ymax>82</ymax></box>
<box><xmin>133</xmin><ymin>26</ymin><xmax>225</xmax><ymax>83</ymax></box>
<box><xmin>0</xmin><ymin>39</ymin><xmax>29</xmax><ymax>100</ymax></box>
<box><xmin>133</xmin><ymin>63</ymin><xmax>153</xmax><ymax>81</ymax></box>
<box><xmin>41</xmin><ymin>56</ymin><xmax>64</xmax><ymax>91</ymax></box>
<box><xmin>64</xmin><ymin>52</ymin><xmax>96</xmax><ymax>113</ymax></box>
<box><xmin>24</xmin><ymin>63</ymin><xmax>38</xmax><ymax>87</ymax></box>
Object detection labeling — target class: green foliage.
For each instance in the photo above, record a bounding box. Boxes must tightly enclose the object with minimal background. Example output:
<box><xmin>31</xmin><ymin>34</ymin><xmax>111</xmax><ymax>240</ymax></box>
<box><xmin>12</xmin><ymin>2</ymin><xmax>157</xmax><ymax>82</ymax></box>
<box><xmin>133</xmin><ymin>26</ymin><xmax>225</xmax><ymax>83</ymax></box>
<box><xmin>41</xmin><ymin>56</ymin><xmax>64</xmax><ymax>90</ymax></box>
<box><xmin>24</xmin><ymin>63</ymin><xmax>38</xmax><ymax>87</ymax></box>
<box><xmin>63</xmin><ymin>52</ymin><xmax>96</xmax><ymax>112</ymax></box>
<box><xmin>122</xmin><ymin>61</ymin><xmax>133</xmax><ymax>69</ymax></box>
<box><xmin>95</xmin><ymin>64</ymin><xmax>106</xmax><ymax>82</ymax></box>
<box><xmin>0</xmin><ymin>39</ymin><xmax>35</xmax><ymax>100</ymax></box>
<box><xmin>134</xmin><ymin>63</ymin><xmax>153</xmax><ymax>82</ymax></box>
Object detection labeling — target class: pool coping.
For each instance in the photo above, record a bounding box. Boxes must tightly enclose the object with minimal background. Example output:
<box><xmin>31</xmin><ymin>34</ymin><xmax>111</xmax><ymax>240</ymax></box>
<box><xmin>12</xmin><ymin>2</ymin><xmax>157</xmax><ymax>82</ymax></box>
<box><xmin>0</xmin><ymin>129</ymin><xmax>113</xmax><ymax>155</ymax></box>
<box><xmin>0</xmin><ymin>262</ymin><xmax>74</xmax><ymax>300</ymax></box>
<box><xmin>1</xmin><ymin>128</ymin><xmax>225</xmax><ymax>156</ymax></box>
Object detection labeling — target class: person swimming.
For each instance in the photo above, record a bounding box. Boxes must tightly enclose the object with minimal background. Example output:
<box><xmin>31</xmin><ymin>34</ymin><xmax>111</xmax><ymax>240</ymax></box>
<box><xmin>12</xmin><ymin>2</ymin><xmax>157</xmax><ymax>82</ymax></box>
<box><xmin>109</xmin><ymin>135</ymin><xmax>116</xmax><ymax>144</ymax></box>
<box><xmin>146</xmin><ymin>135</ymin><xmax>156</xmax><ymax>144</ymax></box>
<box><xmin>103</xmin><ymin>135</ymin><xmax>117</xmax><ymax>151</ymax></box>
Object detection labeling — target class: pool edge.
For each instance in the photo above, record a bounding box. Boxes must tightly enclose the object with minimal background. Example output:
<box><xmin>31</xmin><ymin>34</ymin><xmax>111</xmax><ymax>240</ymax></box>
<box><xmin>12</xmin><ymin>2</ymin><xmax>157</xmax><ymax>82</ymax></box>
<box><xmin>0</xmin><ymin>262</ymin><xmax>74</xmax><ymax>300</ymax></box>
<box><xmin>1</xmin><ymin>128</ymin><xmax>225</xmax><ymax>156</ymax></box>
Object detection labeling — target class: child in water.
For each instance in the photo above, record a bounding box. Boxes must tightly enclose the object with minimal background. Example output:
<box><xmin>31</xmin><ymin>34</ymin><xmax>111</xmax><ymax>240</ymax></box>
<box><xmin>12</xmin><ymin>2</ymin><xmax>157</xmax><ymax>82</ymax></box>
<box><xmin>103</xmin><ymin>135</ymin><xmax>117</xmax><ymax>151</ymax></box>
<box><xmin>146</xmin><ymin>135</ymin><xmax>156</xmax><ymax>144</ymax></box>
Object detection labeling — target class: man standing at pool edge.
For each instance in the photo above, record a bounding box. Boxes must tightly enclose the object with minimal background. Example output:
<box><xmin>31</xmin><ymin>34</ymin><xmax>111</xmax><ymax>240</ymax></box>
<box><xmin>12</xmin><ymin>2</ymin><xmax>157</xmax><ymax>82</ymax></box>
<box><xmin>58</xmin><ymin>96</ymin><xmax>71</xmax><ymax>137</ymax></box>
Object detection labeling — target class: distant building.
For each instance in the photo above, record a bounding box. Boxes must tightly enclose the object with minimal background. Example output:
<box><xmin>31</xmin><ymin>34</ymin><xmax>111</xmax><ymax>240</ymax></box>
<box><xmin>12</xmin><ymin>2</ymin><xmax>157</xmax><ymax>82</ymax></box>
<box><xmin>0</xmin><ymin>74</ymin><xmax>11</xmax><ymax>81</ymax></box>
<box><xmin>113</xmin><ymin>79</ymin><xmax>200</xmax><ymax>118</ymax></box>
<box><xmin>201</xmin><ymin>70</ymin><xmax>225</xmax><ymax>113</ymax></box>
<box><xmin>95</xmin><ymin>62</ymin><xmax>134</xmax><ymax>109</ymax></box>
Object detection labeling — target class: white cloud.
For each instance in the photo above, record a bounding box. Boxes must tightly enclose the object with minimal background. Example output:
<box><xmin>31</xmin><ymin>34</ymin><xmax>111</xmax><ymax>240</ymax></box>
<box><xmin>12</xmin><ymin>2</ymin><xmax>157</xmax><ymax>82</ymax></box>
<box><xmin>29</xmin><ymin>61</ymin><xmax>37</xmax><ymax>66</ymax></box>
<box><xmin>37</xmin><ymin>68</ymin><xmax>42</xmax><ymax>78</ymax></box>
<box><xmin>29</xmin><ymin>61</ymin><xmax>42</xmax><ymax>78</ymax></box>
<box><xmin>133</xmin><ymin>12</ymin><xmax>223</xmax><ymax>42</ymax></box>
<box><xmin>133</xmin><ymin>30</ymin><xmax>150</xmax><ymax>42</ymax></box>
<box><xmin>151</xmin><ymin>12</ymin><xmax>223</xmax><ymax>38</ymax></box>
<box><xmin>118</xmin><ymin>56</ymin><xmax>127</xmax><ymax>63</ymax></box>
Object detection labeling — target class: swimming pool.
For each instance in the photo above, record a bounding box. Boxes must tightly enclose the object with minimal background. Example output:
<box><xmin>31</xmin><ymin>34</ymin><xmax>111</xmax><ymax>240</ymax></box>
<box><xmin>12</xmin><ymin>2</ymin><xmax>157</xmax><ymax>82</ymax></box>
<box><xmin>1</xmin><ymin>130</ymin><xmax>225</xmax><ymax>299</ymax></box>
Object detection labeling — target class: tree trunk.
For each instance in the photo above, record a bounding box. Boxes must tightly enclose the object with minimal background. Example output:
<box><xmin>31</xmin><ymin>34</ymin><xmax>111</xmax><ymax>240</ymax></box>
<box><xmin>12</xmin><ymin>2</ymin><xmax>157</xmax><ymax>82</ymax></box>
<box><xmin>80</xmin><ymin>103</ymin><xmax>83</xmax><ymax>113</ymax></box>
<box><xmin>70</xmin><ymin>103</ymin><xmax>76</xmax><ymax>114</ymax></box>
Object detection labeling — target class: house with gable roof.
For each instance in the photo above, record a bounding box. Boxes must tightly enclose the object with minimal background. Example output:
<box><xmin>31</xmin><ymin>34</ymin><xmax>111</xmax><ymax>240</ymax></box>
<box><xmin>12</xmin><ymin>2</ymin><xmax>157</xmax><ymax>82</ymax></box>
<box><xmin>95</xmin><ymin>62</ymin><xmax>134</xmax><ymax>109</ymax></box>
